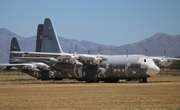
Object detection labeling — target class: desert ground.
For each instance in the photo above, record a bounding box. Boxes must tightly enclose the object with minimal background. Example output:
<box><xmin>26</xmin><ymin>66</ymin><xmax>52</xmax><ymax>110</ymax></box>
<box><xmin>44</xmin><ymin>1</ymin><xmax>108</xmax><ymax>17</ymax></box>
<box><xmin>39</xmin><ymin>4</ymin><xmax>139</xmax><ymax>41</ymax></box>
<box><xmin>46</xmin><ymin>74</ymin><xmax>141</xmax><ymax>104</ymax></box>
<box><xmin>0</xmin><ymin>71</ymin><xmax>180</xmax><ymax>110</ymax></box>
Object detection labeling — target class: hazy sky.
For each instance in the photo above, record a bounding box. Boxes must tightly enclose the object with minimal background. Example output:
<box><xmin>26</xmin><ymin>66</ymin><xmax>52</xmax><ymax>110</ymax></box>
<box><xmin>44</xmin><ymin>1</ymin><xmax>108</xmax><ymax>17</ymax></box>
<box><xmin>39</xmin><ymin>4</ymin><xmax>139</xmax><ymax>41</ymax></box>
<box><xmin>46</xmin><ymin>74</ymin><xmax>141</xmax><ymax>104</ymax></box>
<box><xmin>1</xmin><ymin>0</ymin><xmax>180</xmax><ymax>46</ymax></box>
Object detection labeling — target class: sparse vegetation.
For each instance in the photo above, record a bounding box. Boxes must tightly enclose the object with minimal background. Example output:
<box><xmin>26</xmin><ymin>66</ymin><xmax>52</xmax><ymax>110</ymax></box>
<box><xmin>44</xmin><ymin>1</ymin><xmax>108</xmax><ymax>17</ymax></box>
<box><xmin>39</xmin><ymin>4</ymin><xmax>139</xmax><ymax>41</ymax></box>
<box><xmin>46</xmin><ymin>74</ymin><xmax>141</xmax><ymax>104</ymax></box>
<box><xmin>168</xmin><ymin>57</ymin><xmax>180</xmax><ymax>69</ymax></box>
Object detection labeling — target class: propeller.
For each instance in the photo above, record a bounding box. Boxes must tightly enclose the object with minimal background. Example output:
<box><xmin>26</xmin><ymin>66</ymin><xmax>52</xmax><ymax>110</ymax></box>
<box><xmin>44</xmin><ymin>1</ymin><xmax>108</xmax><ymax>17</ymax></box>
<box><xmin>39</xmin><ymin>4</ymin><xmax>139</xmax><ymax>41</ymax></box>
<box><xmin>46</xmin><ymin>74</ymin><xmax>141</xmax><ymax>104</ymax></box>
<box><xmin>126</xmin><ymin>50</ymin><xmax>128</xmax><ymax>57</ymax></box>
<box><xmin>141</xmin><ymin>48</ymin><xmax>147</xmax><ymax>56</ymax></box>
<box><xmin>59</xmin><ymin>44</ymin><xmax>79</xmax><ymax>63</ymax></box>
<box><xmin>163</xmin><ymin>48</ymin><xmax>166</xmax><ymax>58</ymax></box>
<box><xmin>94</xmin><ymin>46</ymin><xmax>102</xmax><ymax>64</ymax></box>
<box><xmin>71</xmin><ymin>44</ymin><xmax>79</xmax><ymax>63</ymax></box>
<box><xmin>96</xmin><ymin>46</ymin><xmax>102</xmax><ymax>72</ymax></box>
<box><xmin>145</xmin><ymin>49</ymin><xmax>147</xmax><ymax>56</ymax></box>
<box><xmin>73</xmin><ymin>44</ymin><xmax>77</xmax><ymax>70</ymax></box>
<box><xmin>78</xmin><ymin>46</ymin><xmax>103</xmax><ymax>66</ymax></box>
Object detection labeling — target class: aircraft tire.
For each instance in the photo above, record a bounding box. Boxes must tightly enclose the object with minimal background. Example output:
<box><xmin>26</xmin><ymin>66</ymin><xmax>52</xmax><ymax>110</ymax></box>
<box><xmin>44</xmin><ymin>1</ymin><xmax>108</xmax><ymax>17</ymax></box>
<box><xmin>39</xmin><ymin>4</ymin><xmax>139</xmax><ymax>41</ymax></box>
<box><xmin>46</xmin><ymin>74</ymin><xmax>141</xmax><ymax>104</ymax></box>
<box><xmin>139</xmin><ymin>78</ymin><xmax>147</xmax><ymax>83</ymax></box>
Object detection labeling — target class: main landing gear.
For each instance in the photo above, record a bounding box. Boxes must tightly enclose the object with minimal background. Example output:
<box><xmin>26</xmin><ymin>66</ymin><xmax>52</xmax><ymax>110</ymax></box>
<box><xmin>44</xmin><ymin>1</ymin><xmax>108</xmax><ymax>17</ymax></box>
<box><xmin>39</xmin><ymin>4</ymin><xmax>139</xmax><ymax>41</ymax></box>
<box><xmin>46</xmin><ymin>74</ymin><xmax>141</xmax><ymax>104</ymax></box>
<box><xmin>139</xmin><ymin>78</ymin><xmax>147</xmax><ymax>83</ymax></box>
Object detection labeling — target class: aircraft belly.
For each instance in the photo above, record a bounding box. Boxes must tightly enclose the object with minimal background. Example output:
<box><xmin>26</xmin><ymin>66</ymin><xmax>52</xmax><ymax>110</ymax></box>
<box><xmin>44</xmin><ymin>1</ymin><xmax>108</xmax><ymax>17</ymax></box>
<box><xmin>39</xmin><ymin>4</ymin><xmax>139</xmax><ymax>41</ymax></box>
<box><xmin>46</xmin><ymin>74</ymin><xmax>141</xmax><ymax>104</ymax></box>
<box><xmin>126</xmin><ymin>68</ymin><xmax>138</xmax><ymax>79</ymax></box>
<box><xmin>51</xmin><ymin>62</ymin><xmax>83</xmax><ymax>79</ymax></box>
<box><xmin>21</xmin><ymin>69</ymin><xmax>40</xmax><ymax>78</ymax></box>
<box><xmin>140</xmin><ymin>70</ymin><xmax>150</xmax><ymax>78</ymax></box>
<box><xmin>100</xmin><ymin>57</ymin><xmax>128</xmax><ymax>79</ymax></box>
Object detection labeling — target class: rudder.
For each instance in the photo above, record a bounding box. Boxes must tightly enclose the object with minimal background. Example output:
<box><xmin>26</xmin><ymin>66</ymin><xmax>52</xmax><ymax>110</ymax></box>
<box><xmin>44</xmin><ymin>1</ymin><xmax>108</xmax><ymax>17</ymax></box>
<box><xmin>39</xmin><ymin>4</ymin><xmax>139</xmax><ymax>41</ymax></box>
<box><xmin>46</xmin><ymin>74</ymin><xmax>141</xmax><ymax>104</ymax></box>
<box><xmin>36</xmin><ymin>24</ymin><xmax>44</xmax><ymax>52</ymax></box>
<box><xmin>41</xmin><ymin>18</ymin><xmax>63</xmax><ymax>53</ymax></box>
<box><xmin>9</xmin><ymin>37</ymin><xmax>22</xmax><ymax>63</ymax></box>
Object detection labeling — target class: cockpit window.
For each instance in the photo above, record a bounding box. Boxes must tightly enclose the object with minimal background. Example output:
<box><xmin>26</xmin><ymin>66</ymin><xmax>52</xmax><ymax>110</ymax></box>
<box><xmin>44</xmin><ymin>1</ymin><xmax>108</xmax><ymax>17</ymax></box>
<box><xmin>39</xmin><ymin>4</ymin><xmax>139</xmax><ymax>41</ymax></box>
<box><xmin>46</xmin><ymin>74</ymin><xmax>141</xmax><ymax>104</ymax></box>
<box><xmin>144</xmin><ymin>59</ymin><xmax>146</xmax><ymax>62</ymax></box>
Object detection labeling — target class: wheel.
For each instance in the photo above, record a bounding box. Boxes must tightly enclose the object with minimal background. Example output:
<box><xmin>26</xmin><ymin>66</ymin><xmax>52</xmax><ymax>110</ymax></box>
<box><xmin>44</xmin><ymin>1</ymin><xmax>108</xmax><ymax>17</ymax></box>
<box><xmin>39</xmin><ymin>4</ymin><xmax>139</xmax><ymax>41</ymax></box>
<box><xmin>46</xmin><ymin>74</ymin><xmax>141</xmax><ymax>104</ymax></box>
<box><xmin>139</xmin><ymin>78</ymin><xmax>147</xmax><ymax>83</ymax></box>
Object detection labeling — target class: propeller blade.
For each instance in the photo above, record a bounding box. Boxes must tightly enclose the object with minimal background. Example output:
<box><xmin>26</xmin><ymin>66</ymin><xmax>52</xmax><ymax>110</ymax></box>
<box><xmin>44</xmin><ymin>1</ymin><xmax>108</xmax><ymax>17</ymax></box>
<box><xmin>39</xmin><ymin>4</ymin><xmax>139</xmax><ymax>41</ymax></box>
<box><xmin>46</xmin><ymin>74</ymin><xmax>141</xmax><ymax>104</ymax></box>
<box><xmin>145</xmin><ymin>49</ymin><xmax>147</xmax><ymax>56</ymax></box>
<box><xmin>163</xmin><ymin>48</ymin><xmax>166</xmax><ymax>57</ymax></box>
<box><xmin>98</xmin><ymin>46</ymin><xmax>100</xmax><ymax>56</ymax></box>
<box><xmin>126</xmin><ymin>50</ymin><xmax>128</xmax><ymax>57</ymax></box>
<box><xmin>74</xmin><ymin>44</ymin><xmax>77</xmax><ymax>56</ymax></box>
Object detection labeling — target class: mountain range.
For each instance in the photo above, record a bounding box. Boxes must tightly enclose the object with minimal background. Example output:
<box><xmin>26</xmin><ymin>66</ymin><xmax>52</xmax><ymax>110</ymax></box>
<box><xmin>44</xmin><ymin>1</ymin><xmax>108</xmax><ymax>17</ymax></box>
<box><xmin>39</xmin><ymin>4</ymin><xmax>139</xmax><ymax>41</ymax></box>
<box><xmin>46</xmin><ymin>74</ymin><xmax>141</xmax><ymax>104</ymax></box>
<box><xmin>0</xmin><ymin>28</ymin><xmax>180</xmax><ymax>63</ymax></box>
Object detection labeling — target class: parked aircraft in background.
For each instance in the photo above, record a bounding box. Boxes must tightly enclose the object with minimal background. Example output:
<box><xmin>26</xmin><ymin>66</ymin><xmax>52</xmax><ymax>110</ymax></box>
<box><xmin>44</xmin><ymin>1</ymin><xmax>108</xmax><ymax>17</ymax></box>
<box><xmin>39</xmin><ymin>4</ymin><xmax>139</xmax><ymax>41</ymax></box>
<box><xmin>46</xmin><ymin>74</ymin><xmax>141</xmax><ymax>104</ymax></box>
<box><xmin>10</xmin><ymin>18</ymin><xmax>160</xmax><ymax>83</ymax></box>
<box><xmin>0</xmin><ymin>37</ymin><xmax>51</xmax><ymax>79</ymax></box>
<box><xmin>0</xmin><ymin>24</ymin><xmax>66</xmax><ymax>80</ymax></box>
<box><xmin>142</xmin><ymin>49</ymin><xmax>180</xmax><ymax>67</ymax></box>
<box><xmin>35</xmin><ymin>23</ymin><xmax>68</xmax><ymax>80</ymax></box>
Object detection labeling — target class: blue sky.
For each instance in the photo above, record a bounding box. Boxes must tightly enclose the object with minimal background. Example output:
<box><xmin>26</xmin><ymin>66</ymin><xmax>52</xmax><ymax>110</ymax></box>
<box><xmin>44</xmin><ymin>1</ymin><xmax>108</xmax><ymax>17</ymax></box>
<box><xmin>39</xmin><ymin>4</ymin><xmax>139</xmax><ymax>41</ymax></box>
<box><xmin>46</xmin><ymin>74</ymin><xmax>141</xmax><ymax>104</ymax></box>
<box><xmin>0</xmin><ymin>0</ymin><xmax>180</xmax><ymax>46</ymax></box>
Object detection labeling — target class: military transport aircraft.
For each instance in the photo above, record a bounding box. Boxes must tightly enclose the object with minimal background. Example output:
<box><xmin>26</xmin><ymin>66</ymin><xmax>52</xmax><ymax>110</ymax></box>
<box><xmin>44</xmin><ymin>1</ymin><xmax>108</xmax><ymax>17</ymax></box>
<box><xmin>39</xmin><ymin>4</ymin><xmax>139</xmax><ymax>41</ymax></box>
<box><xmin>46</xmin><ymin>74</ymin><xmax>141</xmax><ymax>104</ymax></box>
<box><xmin>0</xmin><ymin>37</ymin><xmax>51</xmax><ymax>79</ymax></box>
<box><xmin>0</xmin><ymin>24</ymin><xmax>66</xmax><ymax>80</ymax></box>
<box><xmin>10</xmin><ymin>18</ymin><xmax>160</xmax><ymax>83</ymax></box>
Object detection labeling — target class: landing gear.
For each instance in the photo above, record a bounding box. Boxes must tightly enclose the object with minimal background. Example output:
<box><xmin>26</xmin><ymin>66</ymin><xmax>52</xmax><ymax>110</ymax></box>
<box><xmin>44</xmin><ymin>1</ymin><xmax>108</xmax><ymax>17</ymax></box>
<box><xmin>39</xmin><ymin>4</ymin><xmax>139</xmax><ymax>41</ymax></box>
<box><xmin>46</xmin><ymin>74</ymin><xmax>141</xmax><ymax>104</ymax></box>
<box><xmin>40</xmin><ymin>70</ymin><xmax>50</xmax><ymax>80</ymax></box>
<box><xmin>84</xmin><ymin>75</ymin><xmax>99</xmax><ymax>83</ymax></box>
<box><xmin>85</xmin><ymin>80</ymin><xmax>99</xmax><ymax>83</ymax></box>
<box><xmin>139</xmin><ymin>78</ymin><xmax>147</xmax><ymax>83</ymax></box>
<box><xmin>104</xmin><ymin>79</ymin><xmax>119</xmax><ymax>83</ymax></box>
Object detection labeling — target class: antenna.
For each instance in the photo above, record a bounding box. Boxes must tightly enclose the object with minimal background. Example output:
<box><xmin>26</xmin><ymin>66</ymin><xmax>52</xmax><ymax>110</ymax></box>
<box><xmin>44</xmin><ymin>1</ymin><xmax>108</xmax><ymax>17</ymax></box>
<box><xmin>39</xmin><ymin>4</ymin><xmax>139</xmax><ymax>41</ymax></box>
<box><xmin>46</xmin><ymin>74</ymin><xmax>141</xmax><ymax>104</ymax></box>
<box><xmin>144</xmin><ymin>49</ymin><xmax>147</xmax><ymax>56</ymax></box>
<box><xmin>97</xmin><ymin>46</ymin><xmax>101</xmax><ymax>72</ymax></box>
<box><xmin>74</xmin><ymin>44</ymin><xmax>77</xmax><ymax>56</ymax></box>
<box><xmin>126</xmin><ymin>50</ymin><xmax>128</xmax><ymax>57</ymax></box>
<box><xmin>98</xmin><ymin>46</ymin><xmax>100</xmax><ymax>57</ymax></box>
<box><xmin>163</xmin><ymin>48</ymin><xmax>166</xmax><ymax>57</ymax></box>
<box><xmin>142</xmin><ymin>48</ymin><xmax>144</xmax><ymax>55</ymax></box>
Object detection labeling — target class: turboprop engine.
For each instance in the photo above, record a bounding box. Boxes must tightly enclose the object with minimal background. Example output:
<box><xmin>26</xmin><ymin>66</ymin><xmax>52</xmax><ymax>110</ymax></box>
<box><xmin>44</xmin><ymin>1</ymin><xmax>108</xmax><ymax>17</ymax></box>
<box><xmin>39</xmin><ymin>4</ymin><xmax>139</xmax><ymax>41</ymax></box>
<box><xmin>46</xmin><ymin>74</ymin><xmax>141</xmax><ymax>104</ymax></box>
<box><xmin>36</xmin><ymin>65</ymin><xmax>49</xmax><ymax>71</ymax></box>
<box><xmin>22</xmin><ymin>65</ymin><xmax>37</xmax><ymax>70</ymax></box>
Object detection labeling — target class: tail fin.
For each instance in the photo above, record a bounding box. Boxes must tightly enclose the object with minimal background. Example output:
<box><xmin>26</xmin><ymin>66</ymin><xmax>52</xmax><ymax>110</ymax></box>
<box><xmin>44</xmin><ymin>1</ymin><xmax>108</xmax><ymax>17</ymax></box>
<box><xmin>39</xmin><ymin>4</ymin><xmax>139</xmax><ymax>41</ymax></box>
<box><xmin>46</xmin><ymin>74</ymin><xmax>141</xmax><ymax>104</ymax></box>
<box><xmin>36</xmin><ymin>24</ymin><xmax>44</xmax><ymax>52</ymax></box>
<box><xmin>9</xmin><ymin>37</ymin><xmax>22</xmax><ymax>63</ymax></box>
<box><xmin>41</xmin><ymin>18</ymin><xmax>63</xmax><ymax>53</ymax></box>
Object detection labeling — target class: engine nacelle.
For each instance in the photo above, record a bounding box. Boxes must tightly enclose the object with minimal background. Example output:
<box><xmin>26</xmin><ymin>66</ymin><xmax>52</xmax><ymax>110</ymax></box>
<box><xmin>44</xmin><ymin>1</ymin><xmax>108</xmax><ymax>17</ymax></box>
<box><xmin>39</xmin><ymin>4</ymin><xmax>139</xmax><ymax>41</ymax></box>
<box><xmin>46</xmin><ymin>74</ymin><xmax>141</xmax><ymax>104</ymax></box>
<box><xmin>36</xmin><ymin>65</ymin><xmax>49</xmax><ymax>70</ymax></box>
<box><xmin>82</xmin><ymin>57</ymin><xmax>102</xmax><ymax>65</ymax></box>
<box><xmin>154</xmin><ymin>59</ymin><xmax>167</xmax><ymax>67</ymax></box>
<box><xmin>57</xmin><ymin>54</ymin><xmax>79</xmax><ymax>63</ymax></box>
<box><xmin>53</xmin><ymin>61</ymin><xmax>82</xmax><ymax>69</ymax></box>
<box><xmin>49</xmin><ymin>58</ymin><xmax>58</xmax><ymax>63</ymax></box>
<box><xmin>22</xmin><ymin>65</ymin><xmax>37</xmax><ymax>71</ymax></box>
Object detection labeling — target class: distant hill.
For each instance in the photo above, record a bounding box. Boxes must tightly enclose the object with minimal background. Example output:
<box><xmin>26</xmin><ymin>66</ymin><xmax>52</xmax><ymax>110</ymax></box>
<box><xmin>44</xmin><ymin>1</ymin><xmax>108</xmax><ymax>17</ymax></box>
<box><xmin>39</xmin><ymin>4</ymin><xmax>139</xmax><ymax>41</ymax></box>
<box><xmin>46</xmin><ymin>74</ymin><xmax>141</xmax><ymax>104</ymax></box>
<box><xmin>113</xmin><ymin>33</ymin><xmax>180</xmax><ymax>56</ymax></box>
<box><xmin>0</xmin><ymin>28</ymin><xmax>180</xmax><ymax>63</ymax></box>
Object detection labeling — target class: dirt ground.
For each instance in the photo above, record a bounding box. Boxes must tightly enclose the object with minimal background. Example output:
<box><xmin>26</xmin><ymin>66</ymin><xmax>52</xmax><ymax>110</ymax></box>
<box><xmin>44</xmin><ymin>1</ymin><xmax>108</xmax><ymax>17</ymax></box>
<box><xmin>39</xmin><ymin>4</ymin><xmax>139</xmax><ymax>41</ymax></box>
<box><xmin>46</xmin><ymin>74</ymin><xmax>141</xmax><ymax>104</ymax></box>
<box><xmin>0</xmin><ymin>72</ymin><xmax>180</xmax><ymax>110</ymax></box>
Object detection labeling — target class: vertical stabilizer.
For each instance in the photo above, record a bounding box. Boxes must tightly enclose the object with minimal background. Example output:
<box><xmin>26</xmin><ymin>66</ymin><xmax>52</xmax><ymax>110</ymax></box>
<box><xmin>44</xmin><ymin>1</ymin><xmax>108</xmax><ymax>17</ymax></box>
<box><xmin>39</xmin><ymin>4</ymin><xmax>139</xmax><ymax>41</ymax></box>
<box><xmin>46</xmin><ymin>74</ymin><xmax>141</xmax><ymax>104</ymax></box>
<box><xmin>36</xmin><ymin>24</ymin><xmax>44</xmax><ymax>52</ymax></box>
<box><xmin>41</xmin><ymin>18</ymin><xmax>63</xmax><ymax>53</ymax></box>
<box><xmin>9</xmin><ymin>38</ymin><xmax>22</xmax><ymax>62</ymax></box>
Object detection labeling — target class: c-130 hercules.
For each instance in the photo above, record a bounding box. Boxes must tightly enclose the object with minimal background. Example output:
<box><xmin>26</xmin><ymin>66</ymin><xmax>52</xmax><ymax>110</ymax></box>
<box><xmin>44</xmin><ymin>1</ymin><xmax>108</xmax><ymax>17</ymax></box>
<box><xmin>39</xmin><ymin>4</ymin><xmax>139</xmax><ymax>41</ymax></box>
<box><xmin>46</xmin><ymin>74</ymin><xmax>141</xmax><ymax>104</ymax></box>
<box><xmin>11</xmin><ymin>18</ymin><xmax>160</xmax><ymax>83</ymax></box>
<box><xmin>0</xmin><ymin>37</ymin><xmax>50</xmax><ymax>79</ymax></box>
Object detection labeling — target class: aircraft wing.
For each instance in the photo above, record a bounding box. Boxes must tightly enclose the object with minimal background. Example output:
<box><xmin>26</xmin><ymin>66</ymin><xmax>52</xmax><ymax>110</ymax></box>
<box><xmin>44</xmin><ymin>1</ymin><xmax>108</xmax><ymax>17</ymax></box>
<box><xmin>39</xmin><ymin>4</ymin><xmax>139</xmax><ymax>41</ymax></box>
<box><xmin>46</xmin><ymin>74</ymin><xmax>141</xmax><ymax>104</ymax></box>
<box><xmin>78</xmin><ymin>54</ymin><xmax>108</xmax><ymax>65</ymax></box>
<box><xmin>0</xmin><ymin>63</ymin><xmax>35</xmax><ymax>67</ymax></box>
<box><xmin>10</xmin><ymin>51</ymin><xmax>78</xmax><ymax>63</ymax></box>
<box><xmin>151</xmin><ymin>56</ymin><xmax>180</xmax><ymax>67</ymax></box>
<box><xmin>0</xmin><ymin>62</ymin><xmax>50</xmax><ymax>71</ymax></box>
<box><xmin>10</xmin><ymin>51</ymin><xmax>62</xmax><ymax>57</ymax></box>
<box><xmin>165</xmin><ymin>57</ymin><xmax>180</xmax><ymax>61</ymax></box>
<box><xmin>0</xmin><ymin>63</ymin><xmax>38</xmax><ymax>70</ymax></box>
<box><xmin>13</xmin><ymin>57</ymin><xmax>59</xmax><ymax>63</ymax></box>
<box><xmin>151</xmin><ymin>57</ymin><xmax>180</xmax><ymax>61</ymax></box>
<box><xmin>10</xmin><ymin>51</ymin><xmax>108</xmax><ymax>65</ymax></box>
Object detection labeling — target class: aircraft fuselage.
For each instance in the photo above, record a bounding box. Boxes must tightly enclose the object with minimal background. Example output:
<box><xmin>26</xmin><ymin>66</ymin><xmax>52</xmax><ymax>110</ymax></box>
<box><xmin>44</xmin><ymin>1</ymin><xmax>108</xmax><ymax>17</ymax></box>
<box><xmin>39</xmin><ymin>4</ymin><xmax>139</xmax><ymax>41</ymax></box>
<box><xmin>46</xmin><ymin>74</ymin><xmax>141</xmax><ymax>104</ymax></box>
<box><xmin>51</xmin><ymin>55</ymin><xmax>159</xmax><ymax>82</ymax></box>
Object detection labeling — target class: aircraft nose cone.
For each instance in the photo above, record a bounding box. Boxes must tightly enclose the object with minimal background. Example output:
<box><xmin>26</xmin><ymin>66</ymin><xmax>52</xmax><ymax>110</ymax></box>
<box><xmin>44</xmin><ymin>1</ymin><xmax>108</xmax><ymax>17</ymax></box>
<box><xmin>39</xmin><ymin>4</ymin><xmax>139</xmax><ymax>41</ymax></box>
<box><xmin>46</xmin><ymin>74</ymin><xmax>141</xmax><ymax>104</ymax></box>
<box><xmin>147</xmin><ymin>65</ymin><xmax>160</xmax><ymax>77</ymax></box>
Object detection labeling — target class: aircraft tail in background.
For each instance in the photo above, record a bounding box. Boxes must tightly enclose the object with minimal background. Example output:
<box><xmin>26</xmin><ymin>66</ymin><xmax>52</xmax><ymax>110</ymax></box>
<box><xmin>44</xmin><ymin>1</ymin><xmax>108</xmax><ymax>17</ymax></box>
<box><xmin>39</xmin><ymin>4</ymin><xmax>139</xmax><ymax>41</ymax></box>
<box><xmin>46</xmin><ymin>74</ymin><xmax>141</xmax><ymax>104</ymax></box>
<box><xmin>9</xmin><ymin>37</ymin><xmax>22</xmax><ymax>63</ymax></box>
<box><xmin>41</xmin><ymin>18</ymin><xmax>63</xmax><ymax>53</ymax></box>
<box><xmin>36</xmin><ymin>24</ymin><xmax>44</xmax><ymax>52</ymax></box>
